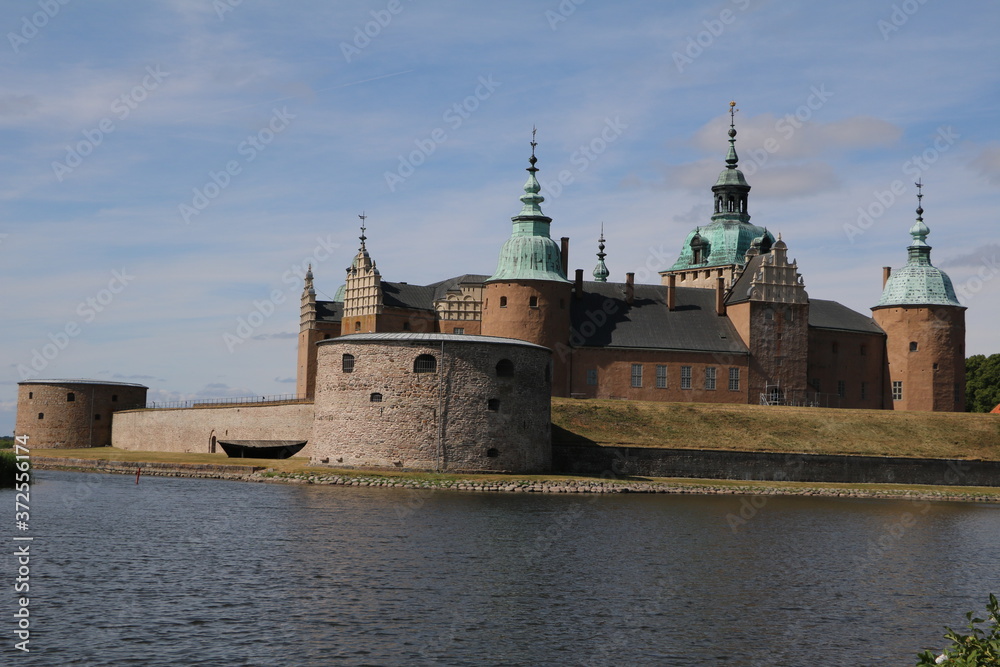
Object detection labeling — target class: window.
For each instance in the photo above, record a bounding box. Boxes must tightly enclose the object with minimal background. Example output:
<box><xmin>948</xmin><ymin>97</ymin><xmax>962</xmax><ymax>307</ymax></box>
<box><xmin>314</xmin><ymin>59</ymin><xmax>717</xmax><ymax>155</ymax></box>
<box><xmin>909</xmin><ymin>341</ymin><xmax>918</xmax><ymax>352</ymax></box>
<box><xmin>111</xmin><ymin>394</ymin><xmax>118</xmax><ymax>402</ymax></box>
<box><xmin>38</xmin><ymin>413</ymin><xmax>44</xmax><ymax>420</ymax></box>
<box><xmin>705</xmin><ymin>367</ymin><xmax>717</xmax><ymax>390</ymax></box>
<box><xmin>529</xmin><ymin>296</ymin><xmax>539</xmax><ymax>308</ymax></box>
<box><xmin>810</xmin><ymin>378</ymin><xmax>820</xmax><ymax>391</ymax></box>
<box><xmin>892</xmin><ymin>381</ymin><xmax>903</xmax><ymax>401</ymax></box>
<box><xmin>28</xmin><ymin>392</ymin><xmax>33</xmax><ymax>399</ymax></box>
<box><xmin>729</xmin><ymin>368</ymin><xmax>740</xmax><ymax>392</ymax></box>
<box><xmin>414</xmin><ymin>354</ymin><xmax>437</xmax><ymax>373</ymax></box>
<box><xmin>630</xmin><ymin>364</ymin><xmax>643</xmax><ymax>388</ymax></box>
<box><xmin>499</xmin><ymin>296</ymin><xmax>508</xmax><ymax>308</ymax></box>
<box><xmin>370</xmin><ymin>393</ymin><xmax>382</xmax><ymax>403</ymax></box>
<box><xmin>487</xmin><ymin>399</ymin><xmax>500</xmax><ymax>412</ymax></box>
<box><xmin>354</xmin><ymin>321</ymin><xmax>361</xmax><ymax>332</ymax></box>
<box><xmin>67</xmin><ymin>392</ymin><xmax>75</xmax><ymax>402</ymax></box>
<box><xmin>860</xmin><ymin>344</ymin><xmax>867</xmax><ymax>356</ymax></box>
<box><xmin>837</xmin><ymin>380</ymin><xmax>846</xmax><ymax>399</ymax></box>
<box><xmin>402</xmin><ymin>321</ymin><xmax>411</xmax><ymax>331</ymax></box>
<box><xmin>764</xmin><ymin>309</ymin><xmax>773</xmax><ymax>321</ymax></box>
<box><xmin>94</xmin><ymin>414</ymin><xmax>101</xmax><ymax>421</ymax></box>
<box><xmin>680</xmin><ymin>366</ymin><xmax>692</xmax><ymax>390</ymax></box>
<box><xmin>933</xmin><ymin>363</ymin><xmax>939</xmax><ymax>370</ymax></box>
<box><xmin>323</xmin><ymin>334</ymin><xmax>331</xmax><ymax>340</ymax></box>
<box><xmin>861</xmin><ymin>382</ymin><xmax>868</xmax><ymax>400</ymax></box>
<box><xmin>586</xmin><ymin>369</ymin><xmax>598</xmax><ymax>386</ymax></box>
<box><xmin>454</xmin><ymin>327</ymin><xmax>465</xmax><ymax>335</ymax></box>
<box><xmin>496</xmin><ymin>359</ymin><xmax>514</xmax><ymax>377</ymax></box>
<box><xmin>342</xmin><ymin>354</ymin><xmax>355</xmax><ymax>373</ymax></box>
<box><xmin>831</xmin><ymin>342</ymin><xmax>839</xmax><ymax>354</ymax></box>
<box><xmin>486</xmin><ymin>448</ymin><xmax>499</xmax><ymax>458</ymax></box>
<box><xmin>544</xmin><ymin>363</ymin><xmax>551</xmax><ymax>383</ymax></box>
<box><xmin>655</xmin><ymin>365</ymin><xmax>667</xmax><ymax>389</ymax></box>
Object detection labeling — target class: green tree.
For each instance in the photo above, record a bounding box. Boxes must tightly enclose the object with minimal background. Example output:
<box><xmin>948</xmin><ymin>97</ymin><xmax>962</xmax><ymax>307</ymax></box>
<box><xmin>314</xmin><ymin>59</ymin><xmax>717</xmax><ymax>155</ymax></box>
<box><xmin>966</xmin><ymin>354</ymin><xmax>1000</xmax><ymax>413</ymax></box>
<box><xmin>917</xmin><ymin>594</ymin><xmax>1000</xmax><ymax>666</ymax></box>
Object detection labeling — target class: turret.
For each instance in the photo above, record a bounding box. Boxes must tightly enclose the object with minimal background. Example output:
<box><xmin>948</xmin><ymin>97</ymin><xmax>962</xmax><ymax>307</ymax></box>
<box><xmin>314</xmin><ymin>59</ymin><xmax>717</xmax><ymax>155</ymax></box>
<box><xmin>872</xmin><ymin>183</ymin><xmax>966</xmax><ymax>411</ymax></box>
<box><xmin>481</xmin><ymin>131</ymin><xmax>572</xmax><ymax>394</ymax></box>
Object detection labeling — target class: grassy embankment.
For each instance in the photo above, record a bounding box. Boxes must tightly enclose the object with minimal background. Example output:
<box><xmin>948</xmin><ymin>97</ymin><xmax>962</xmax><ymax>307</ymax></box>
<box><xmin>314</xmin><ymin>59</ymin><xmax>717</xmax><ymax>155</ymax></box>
<box><xmin>28</xmin><ymin>399</ymin><xmax>1000</xmax><ymax>496</ymax></box>
<box><xmin>551</xmin><ymin>398</ymin><xmax>1000</xmax><ymax>460</ymax></box>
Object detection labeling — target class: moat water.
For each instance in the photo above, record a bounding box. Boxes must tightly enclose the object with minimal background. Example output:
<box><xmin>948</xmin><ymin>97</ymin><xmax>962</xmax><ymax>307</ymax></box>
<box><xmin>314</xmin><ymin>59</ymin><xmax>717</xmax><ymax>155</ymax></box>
<box><xmin>5</xmin><ymin>470</ymin><xmax>1000</xmax><ymax>666</ymax></box>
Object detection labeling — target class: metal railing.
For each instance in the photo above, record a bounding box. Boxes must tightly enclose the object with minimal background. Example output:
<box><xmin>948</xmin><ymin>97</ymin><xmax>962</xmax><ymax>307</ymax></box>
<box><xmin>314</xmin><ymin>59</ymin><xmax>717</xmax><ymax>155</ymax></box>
<box><xmin>124</xmin><ymin>393</ymin><xmax>311</xmax><ymax>411</ymax></box>
<box><xmin>760</xmin><ymin>390</ymin><xmax>842</xmax><ymax>409</ymax></box>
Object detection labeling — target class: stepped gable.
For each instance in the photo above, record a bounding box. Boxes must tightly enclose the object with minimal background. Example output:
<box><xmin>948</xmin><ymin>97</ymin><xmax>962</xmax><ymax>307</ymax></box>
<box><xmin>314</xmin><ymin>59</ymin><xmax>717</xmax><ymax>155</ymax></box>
<box><xmin>571</xmin><ymin>281</ymin><xmax>747</xmax><ymax>353</ymax></box>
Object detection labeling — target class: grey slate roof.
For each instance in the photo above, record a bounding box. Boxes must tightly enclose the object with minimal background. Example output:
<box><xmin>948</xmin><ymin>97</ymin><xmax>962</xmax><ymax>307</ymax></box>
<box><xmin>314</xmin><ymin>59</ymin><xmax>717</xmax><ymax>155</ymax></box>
<box><xmin>381</xmin><ymin>274</ymin><xmax>490</xmax><ymax>310</ymax></box>
<box><xmin>725</xmin><ymin>252</ymin><xmax>766</xmax><ymax>305</ymax></box>
<box><xmin>315</xmin><ymin>301</ymin><xmax>343</xmax><ymax>323</ymax></box>
<box><xmin>571</xmin><ymin>281</ymin><xmax>749</xmax><ymax>354</ymax></box>
<box><xmin>808</xmin><ymin>299</ymin><xmax>885</xmax><ymax>335</ymax></box>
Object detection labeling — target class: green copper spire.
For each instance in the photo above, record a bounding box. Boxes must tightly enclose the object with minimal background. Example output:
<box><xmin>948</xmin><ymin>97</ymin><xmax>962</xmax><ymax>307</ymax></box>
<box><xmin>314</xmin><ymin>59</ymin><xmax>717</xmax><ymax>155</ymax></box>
<box><xmin>669</xmin><ymin>102</ymin><xmax>770</xmax><ymax>272</ymax></box>
<box><xmin>876</xmin><ymin>182</ymin><xmax>962</xmax><ymax>308</ymax></box>
<box><xmin>487</xmin><ymin>130</ymin><xmax>570</xmax><ymax>283</ymax></box>
<box><xmin>592</xmin><ymin>224</ymin><xmax>609</xmax><ymax>282</ymax></box>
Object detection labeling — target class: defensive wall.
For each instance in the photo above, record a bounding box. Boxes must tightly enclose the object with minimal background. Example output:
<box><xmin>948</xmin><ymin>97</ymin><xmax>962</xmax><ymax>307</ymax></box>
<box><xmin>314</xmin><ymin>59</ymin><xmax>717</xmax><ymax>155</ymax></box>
<box><xmin>552</xmin><ymin>444</ymin><xmax>1000</xmax><ymax>487</ymax></box>
<box><xmin>112</xmin><ymin>402</ymin><xmax>314</xmax><ymax>456</ymax></box>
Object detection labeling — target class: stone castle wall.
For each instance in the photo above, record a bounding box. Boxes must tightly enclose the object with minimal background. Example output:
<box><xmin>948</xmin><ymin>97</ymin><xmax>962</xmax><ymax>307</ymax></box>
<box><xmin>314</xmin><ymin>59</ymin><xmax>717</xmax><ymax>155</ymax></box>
<box><xmin>112</xmin><ymin>403</ymin><xmax>314</xmax><ymax>455</ymax></box>
<box><xmin>311</xmin><ymin>335</ymin><xmax>552</xmax><ymax>473</ymax></box>
<box><xmin>16</xmin><ymin>381</ymin><xmax>147</xmax><ymax>448</ymax></box>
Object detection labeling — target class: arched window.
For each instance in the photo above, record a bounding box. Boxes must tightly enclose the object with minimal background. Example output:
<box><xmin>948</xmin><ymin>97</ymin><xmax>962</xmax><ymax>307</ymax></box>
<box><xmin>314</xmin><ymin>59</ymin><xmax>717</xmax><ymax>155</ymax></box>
<box><xmin>499</xmin><ymin>296</ymin><xmax>507</xmax><ymax>308</ymax></box>
<box><xmin>414</xmin><ymin>354</ymin><xmax>437</xmax><ymax>373</ymax></box>
<box><xmin>342</xmin><ymin>354</ymin><xmax>355</xmax><ymax>373</ymax></box>
<box><xmin>67</xmin><ymin>392</ymin><xmax>75</xmax><ymax>402</ymax></box>
<box><xmin>496</xmin><ymin>359</ymin><xmax>514</xmax><ymax>377</ymax></box>
<box><xmin>370</xmin><ymin>392</ymin><xmax>383</xmax><ymax>403</ymax></box>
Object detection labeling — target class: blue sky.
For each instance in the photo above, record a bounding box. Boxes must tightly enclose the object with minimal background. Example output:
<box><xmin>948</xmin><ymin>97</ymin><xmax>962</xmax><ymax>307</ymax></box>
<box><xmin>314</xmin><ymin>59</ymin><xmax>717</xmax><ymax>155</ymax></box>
<box><xmin>3</xmin><ymin>0</ymin><xmax>999</xmax><ymax>433</ymax></box>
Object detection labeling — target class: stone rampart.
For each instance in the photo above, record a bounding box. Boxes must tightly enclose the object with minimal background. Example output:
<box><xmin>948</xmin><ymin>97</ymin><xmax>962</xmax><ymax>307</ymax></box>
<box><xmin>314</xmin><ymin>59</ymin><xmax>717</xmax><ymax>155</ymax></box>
<box><xmin>112</xmin><ymin>402</ymin><xmax>314</xmax><ymax>456</ymax></box>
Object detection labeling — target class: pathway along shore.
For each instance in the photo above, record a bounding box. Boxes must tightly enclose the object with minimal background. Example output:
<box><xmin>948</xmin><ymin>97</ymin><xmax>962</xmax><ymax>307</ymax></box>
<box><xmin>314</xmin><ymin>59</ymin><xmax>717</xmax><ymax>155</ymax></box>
<box><xmin>31</xmin><ymin>455</ymin><xmax>1000</xmax><ymax>504</ymax></box>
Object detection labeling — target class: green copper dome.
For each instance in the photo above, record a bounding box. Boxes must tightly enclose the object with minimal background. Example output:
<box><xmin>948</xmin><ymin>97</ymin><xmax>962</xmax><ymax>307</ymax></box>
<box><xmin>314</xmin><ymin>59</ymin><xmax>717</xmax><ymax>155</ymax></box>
<box><xmin>875</xmin><ymin>196</ymin><xmax>962</xmax><ymax>308</ymax></box>
<box><xmin>670</xmin><ymin>102</ymin><xmax>769</xmax><ymax>271</ymax></box>
<box><xmin>487</xmin><ymin>141</ymin><xmax>569</xmax><ymax>284</ymax></box>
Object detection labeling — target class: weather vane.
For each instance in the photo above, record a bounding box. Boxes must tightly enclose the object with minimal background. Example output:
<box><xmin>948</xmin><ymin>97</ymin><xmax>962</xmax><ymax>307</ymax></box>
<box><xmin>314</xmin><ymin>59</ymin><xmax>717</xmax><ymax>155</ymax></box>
<box><xmin>358</xmin><ymin>211</ymin><xmax>367</xmax><ymax>247</ymax></box>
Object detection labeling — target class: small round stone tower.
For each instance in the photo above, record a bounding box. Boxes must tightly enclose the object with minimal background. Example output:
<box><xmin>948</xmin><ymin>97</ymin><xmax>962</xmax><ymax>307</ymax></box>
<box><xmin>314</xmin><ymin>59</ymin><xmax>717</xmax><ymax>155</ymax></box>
<box><xmin>481</xmin><ymin>133</ymin><xmax>571</xmax><ymax>394</ymax></box>
<box><xmin>872</xmin><ymin>184</ymin><xmax>966</xmax><ymax>411</ymax></box>
<box><xmin>15</xmin><ymin>379</ymin><xmax>148</xmax><ymax>448</ymax></box>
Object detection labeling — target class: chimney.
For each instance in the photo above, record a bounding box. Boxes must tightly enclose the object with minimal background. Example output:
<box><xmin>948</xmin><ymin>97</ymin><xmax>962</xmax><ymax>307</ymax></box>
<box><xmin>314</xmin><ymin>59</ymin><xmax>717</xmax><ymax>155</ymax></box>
<box><xmin>560</xmin><ymin>237</ymin><xmax>570</xmax><ymax>277</ymax></box>
<box><xmin>715</xmin><ymin>276</ymin><xmax>726</xmax><ymax>316</ymax></box>
<box><xmin>625</xmin><ymin>272</ymin><xmax>634</xmax><ymax>305</ymax></box>
<box><xmin>882</xmin><ymin>266</ymin><xmax>891</xmax><ymax>289</ymax></box>
<box><xmin>574</xmin><ymin>269</ymin><xmax>584</xmax><ymax>299</ymax></box>
<box><xmin>667</xmin><ymin>274</ymin><xmax>676</xmax><ymax>312</ymax></box>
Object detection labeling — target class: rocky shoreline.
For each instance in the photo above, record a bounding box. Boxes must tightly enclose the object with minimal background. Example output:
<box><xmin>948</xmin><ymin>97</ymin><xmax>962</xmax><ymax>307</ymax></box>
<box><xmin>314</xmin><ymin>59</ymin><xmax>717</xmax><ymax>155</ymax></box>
<box><xmin>31</xmin><ymin>456</ymin><xmax>1000</xmax><ymax>504</ymax></box>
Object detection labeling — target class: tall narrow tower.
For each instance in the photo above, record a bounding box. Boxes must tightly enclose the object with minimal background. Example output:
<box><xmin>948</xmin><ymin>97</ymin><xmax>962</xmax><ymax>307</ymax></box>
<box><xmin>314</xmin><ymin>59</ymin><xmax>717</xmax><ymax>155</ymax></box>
<box><xmin>297</xmin><ymin>264</ymin><xmax>318</xmax><ymax>398</ymax></box>
<box><xmin>872</xmin><ymin>184</ymin><xmax>966</xmax><ymax>411</ymax></box>
<box><xmin>481</xmin><ymin>132</ymin><xmax>572</xmax><ymax>394</ymax></box>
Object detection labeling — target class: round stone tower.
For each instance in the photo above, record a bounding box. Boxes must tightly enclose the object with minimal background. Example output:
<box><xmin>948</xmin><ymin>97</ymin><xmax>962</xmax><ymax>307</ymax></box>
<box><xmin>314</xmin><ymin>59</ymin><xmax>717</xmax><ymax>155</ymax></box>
<box><xmin>481</xmin><ymin>135</ymin><xmax>571</xmax><ymax>394</ymax></box>
<box><xmin>872</xmin><ymin>185</ymin><xmax>966</xmax><ymax>411</ymax></box>
<box><xmin>15</xmin><ymin>379</ymin><xmax>148</xmax><ymax>448</ymax></box>
<box><xmin>311</xmin><ymin>333</ymin><xmax>552</xmax><ymax>473</ymax></box>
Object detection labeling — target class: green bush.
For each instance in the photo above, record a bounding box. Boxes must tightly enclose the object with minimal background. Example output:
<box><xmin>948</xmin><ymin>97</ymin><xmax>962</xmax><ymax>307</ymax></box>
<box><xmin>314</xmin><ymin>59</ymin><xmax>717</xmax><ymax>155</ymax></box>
<box><xmin>0</xmin><ymin>450</ymin><xmax>16</xmax><ymax>488</ymax></box>
<box><xmin>917</xmin><ymin>594</ymin><xmax>1000</xmax><ymax>666</ymax></box>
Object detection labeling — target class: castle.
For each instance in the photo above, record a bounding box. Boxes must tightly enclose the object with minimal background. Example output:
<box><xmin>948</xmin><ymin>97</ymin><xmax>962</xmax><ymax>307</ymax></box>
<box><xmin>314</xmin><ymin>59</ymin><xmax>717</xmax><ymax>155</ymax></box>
<box><xmin>15</xmin><ymin>104</ymin><xmax>968</xmax><ymax>471</ymax></box>
<box><xmin>297</xmin><ymin>104</ymin><xmax>966</xmax><ymax>413</ymax></box>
